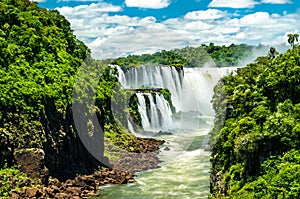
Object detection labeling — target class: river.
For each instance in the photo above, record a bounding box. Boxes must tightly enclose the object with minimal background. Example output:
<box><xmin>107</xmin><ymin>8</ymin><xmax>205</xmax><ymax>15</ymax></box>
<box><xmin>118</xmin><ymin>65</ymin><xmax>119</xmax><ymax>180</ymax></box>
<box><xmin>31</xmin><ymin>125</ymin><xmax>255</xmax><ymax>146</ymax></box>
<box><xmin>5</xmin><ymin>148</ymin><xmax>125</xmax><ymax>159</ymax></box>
<box><xmin>97</xmin><ymin>119</ymin><xmax>212</xmax><ymax>198</ymax></box>
<box><xmin>95</xmin><ymin>65</ymin><xmax>234</xmax><ymax>198</ymax></box>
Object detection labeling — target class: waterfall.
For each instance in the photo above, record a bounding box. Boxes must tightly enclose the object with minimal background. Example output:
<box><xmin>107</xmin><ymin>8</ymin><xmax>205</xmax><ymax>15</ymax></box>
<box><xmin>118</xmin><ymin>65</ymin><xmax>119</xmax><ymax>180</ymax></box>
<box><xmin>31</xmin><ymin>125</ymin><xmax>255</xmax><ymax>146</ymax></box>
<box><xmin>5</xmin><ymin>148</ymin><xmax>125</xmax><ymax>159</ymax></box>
<box><xmin>118</xmin><ymin>65</ymin><xmax>183</xmax><ymax>111</ymax></box>
<box><xmin>104</xmin><ymin>64</ymin><xmax>239</xmax><ymax>198</ymax></box>
<box><xmin>127</xmin><ymin>119</ymin><xmax>138</xmax><ymax>136</ymax></box>
<box><xmin>155</xmin><ymin>93</ymin><xmax>173</xmax><ymax>129</ymax></box>
<box><xmin>116</xmin><ymin>65</ymin><xmax>127</xmax><ymax>87</ymax></box>
<box><xmin>115</xmin><ymin>65</ymin><xmax>236</xmax><ymax>134</ymax></box>
<box><xmin>136</xmin><ymin>93</ymin><xmax>151</xmax><ymax>131</ymax></box>
<box><xmin>181</xmin><ymin>68</ymin><xmax>213</xmax><ymax>115</ymax></box>
<box><xmin>135</xmin><ymin>92</ymin><xmax>173</xmax><ymax>133</ymax></box>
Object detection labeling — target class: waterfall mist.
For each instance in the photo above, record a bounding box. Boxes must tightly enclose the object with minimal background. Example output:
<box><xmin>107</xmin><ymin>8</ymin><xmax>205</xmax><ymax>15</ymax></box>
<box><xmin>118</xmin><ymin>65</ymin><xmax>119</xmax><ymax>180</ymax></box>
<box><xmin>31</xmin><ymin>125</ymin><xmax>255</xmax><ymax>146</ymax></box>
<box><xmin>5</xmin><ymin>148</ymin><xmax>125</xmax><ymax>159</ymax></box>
<box><xmin>115</xmin><ymin>65</ymin><xmax>236</xmax><ymax>135</ymax></box>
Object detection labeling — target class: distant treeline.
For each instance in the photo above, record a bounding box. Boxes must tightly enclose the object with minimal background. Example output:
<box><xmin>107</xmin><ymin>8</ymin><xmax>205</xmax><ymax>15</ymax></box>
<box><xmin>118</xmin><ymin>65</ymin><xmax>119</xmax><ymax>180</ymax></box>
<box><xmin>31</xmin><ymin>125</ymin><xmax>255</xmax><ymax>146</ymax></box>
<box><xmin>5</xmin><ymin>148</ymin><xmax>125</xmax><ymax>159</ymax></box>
<box><xmin>104</xmin><ymin>43</ymin><xmax>266</xmax><ymax>67</ymax></box>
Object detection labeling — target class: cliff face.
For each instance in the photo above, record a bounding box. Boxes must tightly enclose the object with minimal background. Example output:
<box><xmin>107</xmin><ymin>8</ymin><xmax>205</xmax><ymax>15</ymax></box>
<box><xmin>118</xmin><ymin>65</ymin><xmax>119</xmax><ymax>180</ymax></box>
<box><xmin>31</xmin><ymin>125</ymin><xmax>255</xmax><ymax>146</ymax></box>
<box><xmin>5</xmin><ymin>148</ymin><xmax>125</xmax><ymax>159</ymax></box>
<box><xmin>42</xmin><ymin>100</ymin><xmax>106</xmax><ymax>180</ymax></box>
<box><xmin>0</xmin><ymin>0</ymin><xmax>107</xmax><ymax>180</ymax></box>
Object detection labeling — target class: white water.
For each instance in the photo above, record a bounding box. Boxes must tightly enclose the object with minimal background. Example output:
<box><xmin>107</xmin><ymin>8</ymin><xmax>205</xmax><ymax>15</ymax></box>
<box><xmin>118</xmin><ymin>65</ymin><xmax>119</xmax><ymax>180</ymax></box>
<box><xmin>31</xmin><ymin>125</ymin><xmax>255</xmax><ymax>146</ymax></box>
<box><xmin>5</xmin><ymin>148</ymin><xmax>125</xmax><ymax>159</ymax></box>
<box><xmin>99</xmin><ymin>127</ymin><xmax>211</xmax><ymax>199</ymax></box>
<box><xmin>116</xmin><ymin>65</ymin><xmax>236</xmax><ymax>133</ymax></box>
<box><xmin>135</xmin><ymin>92</ymin><xmax>173</xmax><ymax>133</ymax></box>
<box><xmin>155</xmin><ymin>93</ymin><xmax>173</xmax><ymax>129</ymax></box>
<box><xmin>116</xmin><ymin>65</ymin><xmax>183</xmax><ymax>112</ymax></box>
<box><xmin>103</xmin><ymin>65</ymin><xmax>236</xmax><ymax>198</ymax></box>
<box><xmin>136</xmin><ymin>93</ymin><xmax>152</xmax><ymax>131</ymax></box>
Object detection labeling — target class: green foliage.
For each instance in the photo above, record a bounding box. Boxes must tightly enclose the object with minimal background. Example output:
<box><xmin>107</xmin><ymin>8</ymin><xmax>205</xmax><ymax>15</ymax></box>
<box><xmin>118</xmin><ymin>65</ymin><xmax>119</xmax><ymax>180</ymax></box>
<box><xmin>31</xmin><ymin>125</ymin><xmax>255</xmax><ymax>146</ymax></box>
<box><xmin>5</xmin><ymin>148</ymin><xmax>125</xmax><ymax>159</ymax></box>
<box><xmin>287</xmin><ymin>33</ymin><xmax>299</xmax><ymax>49</ymax></box>
<box><xmin>234</xmin><ymin>150</ymin><xmax>300</xmax><ymax>199</ymax></box>
<box><xmin>172</xmin><ymin>45</ymin><xmax>212</xmax><ymax>67</ymax></box>
<box><xmin>0</xmin><ymin>0</ymin><xmax>134</xmax><ymax>180</ymax></box>
<box><xmin>73</xmin><ymin>58</ymin><xmax>136</xmax><ymax>151</ymax></box>
<box><xmin>104</xmin><ymin>123</ymin><xmax>134</xmax><ymax>149</ymax></box>
<box><xmin>0</xmin><ymin>0</ymin><xmax>114</xmax><ymax>183</ymax></box>
<box><xmin>0</xmin><ymin>0</ymin><xmax>88</xmax><ymax>157</ymax></box>
<box><xmin>210</xmin><ymin>45</ymin><xmax>300</xmax><ymax>197</ymax></box>
<box><xmin>128</xmin><ymin>94</ymin><xmax>142</xmax><ymax>127</ymax></box>
<box><xmin>106</xmin><ymin>50</ymin><xmax>187</xmax><ymax>68</ymax></box>
<box><xmin>0</xmin><ymin>165</ymin><xmax>32</xmax><ymax>198</ymax></box>
<box><xmin>105</xmin><ymin>44</ymin><xmax>254</xmax><ymax>68</ymax></box>
<box><xmin>203</xmin><ymin>43</ymin><xmax>254</xmax><ymax>67</ymax></box>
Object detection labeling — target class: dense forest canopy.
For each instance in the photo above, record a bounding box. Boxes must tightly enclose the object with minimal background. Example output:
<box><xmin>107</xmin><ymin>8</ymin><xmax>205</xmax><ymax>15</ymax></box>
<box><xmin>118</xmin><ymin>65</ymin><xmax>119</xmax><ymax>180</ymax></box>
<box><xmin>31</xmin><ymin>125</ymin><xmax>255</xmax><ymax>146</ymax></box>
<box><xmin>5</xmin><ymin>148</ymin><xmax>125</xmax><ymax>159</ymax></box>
<box><xmin>104</xmin><ymin>43</ymin><xmax>276</xmax><ymax>68</ymax></box>
<box><xmin>1</xmin><ymin>0</ymin><xmax>84</xmax><ymax>157</ymax></box>
<box><xmin>210</xmin><ymin>43</ymin><xmax>300</xmax><ymax>198</ymax></box>
<box><xmin>0</xmin><ymin>0</ymin><xmax>127</xmax><ymax>181</ymax></box>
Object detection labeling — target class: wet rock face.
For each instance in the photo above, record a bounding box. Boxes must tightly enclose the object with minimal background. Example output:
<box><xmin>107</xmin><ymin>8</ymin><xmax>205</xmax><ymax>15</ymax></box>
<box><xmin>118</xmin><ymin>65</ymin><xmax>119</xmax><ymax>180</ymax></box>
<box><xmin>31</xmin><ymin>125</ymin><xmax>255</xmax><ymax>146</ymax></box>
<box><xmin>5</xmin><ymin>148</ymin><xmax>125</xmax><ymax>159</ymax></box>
<box><xmin>14</xmin><ymin>148</ymin><xmax>49</xmax><ymax>183</ymax></box>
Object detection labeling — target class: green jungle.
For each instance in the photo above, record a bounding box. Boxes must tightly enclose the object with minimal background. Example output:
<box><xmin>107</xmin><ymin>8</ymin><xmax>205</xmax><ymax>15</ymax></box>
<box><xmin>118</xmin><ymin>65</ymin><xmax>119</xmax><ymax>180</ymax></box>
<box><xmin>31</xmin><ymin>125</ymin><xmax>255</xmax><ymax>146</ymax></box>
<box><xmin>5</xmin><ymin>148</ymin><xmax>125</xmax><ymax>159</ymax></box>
<box><xmin>0</xmin><ymin>0</ymin><xmax>299</xmax><ymax>198</ymax></box>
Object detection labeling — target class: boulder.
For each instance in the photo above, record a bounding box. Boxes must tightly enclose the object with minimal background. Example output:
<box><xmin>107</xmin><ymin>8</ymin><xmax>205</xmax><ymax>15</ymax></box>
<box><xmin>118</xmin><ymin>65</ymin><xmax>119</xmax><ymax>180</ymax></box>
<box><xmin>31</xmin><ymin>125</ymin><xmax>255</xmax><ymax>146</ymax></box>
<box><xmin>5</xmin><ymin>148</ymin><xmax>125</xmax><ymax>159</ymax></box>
<box><xmin>14</xmin><ymin>148</ymin><xmax>49</xmax><ymax>184</ymax></box>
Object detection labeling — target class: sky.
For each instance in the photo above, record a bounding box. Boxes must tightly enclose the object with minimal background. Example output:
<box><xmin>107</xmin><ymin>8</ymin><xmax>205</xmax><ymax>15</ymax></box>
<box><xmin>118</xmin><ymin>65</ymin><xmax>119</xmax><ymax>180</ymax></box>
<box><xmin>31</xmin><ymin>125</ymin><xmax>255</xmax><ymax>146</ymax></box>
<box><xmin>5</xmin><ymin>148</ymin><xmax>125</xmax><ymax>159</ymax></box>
<box><xmin>35</xmin><ymin>0</ymin><xmax>300</xmax><ymax>59</ymax></box>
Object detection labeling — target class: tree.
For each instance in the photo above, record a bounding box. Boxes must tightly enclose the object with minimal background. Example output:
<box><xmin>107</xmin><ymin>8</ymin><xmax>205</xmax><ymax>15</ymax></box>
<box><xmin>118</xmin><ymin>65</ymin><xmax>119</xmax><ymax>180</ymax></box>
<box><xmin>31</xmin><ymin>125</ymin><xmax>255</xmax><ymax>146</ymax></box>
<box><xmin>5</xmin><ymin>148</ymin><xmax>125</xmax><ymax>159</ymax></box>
<box><xmin>210</xmin><ymin>45</ymin><xmax>300</xmax><ymax>197</ymax></box>
<box><xmin>268</xmin><ymin>47</ymin><xmax>279</xmax><ymax>59</ymax></box>
<box><xmin>287</xmin><ymin>33</ymin><xmax>299</xmax><ymax>49</ymax></box>
<box><xmin>0</xmin><ymin>0</ymin><xmax>108</xmax><ymax>181</ymax></box>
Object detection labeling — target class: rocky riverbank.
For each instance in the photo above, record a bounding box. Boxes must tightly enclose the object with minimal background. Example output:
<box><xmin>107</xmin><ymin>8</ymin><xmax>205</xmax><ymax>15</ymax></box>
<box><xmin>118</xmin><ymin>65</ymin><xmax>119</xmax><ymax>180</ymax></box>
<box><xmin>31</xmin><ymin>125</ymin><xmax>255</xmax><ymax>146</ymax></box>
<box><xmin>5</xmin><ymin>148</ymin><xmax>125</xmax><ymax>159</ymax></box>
<box><xmin>108</xmin><ymin>137</ymin><xmax>165</xmax><ymax>172</ymax></box>
<box><xmin>8</xmin><ymin>137</ymin><xmax>165</xmax><ymax>198</ymax></box>
<box><xmin>9</xmin><ymin>169</ymin><xmax>135</xmax><ymax>198</ymax></box>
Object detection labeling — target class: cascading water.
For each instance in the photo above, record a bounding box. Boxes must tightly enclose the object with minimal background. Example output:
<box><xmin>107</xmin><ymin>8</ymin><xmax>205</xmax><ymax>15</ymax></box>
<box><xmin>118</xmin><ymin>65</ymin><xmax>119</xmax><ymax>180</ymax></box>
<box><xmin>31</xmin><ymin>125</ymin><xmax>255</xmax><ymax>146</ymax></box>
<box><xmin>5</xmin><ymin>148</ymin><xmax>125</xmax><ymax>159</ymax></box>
<box><xmin>181</xmin><ymin>68</ymin><xmax>213</xmax><ymax>115</ymax></box>
<box><xmin>101</xmin><ymin>65</ymin><xmax>237</xmax><ymax>198</ymax></box>
<box><xmin>117</xmin><ymin>65</ymin><xmax>183</xmax><ymax>112</ymax></box>
<box><xmin>135</xmin><ymin>92</ymin><xmax>173</xmax><ymax>133</ymax></box>
<box><xmin>116</xmin><ymin>65</ymin><xmax>234</xmax><ymax>133</ymax></box>
<box><xmin>136</xmin><ymin>93</ymin><xmax>151</xmax><ymax>131</ymax></box>
<box><xmin>155</xmin><ymin>93</ymin><xmax>173</xmax><ymax>129</ymax></box>
<box><xmin>116</xmin><ymin>65</ymin><xmax>127</xmax><ymax>87</ymax></box>
<box><xmin>134</xmin><ymin>93</ymin><xmax>172</xmax><ymax>132</ymax></box>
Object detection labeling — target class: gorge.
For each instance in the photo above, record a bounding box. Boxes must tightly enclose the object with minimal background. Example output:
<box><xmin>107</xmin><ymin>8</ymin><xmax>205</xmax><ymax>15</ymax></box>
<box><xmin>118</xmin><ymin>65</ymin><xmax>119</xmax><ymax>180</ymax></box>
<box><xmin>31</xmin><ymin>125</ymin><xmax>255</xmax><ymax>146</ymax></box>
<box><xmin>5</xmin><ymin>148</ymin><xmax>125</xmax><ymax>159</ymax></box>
<box><xmin>2</xmin><ymin>1</ymin><xmax>299</xmax><ymax>198</ymax></box>
<box><xmin>97</xmin><ymin>65</ymin><xmax>236</xmax><ymax>198</ymax></box>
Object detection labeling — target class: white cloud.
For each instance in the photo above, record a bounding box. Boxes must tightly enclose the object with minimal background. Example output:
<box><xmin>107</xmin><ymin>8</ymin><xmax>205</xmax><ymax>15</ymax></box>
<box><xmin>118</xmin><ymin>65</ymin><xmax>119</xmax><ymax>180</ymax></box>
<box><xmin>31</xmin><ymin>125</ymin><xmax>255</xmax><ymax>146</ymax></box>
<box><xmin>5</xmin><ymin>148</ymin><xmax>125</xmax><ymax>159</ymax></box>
<box><xmin>30</xmin><ymin>0</ymin><xmax>46</xmax><ymax>2</ymax></box>
<box><xmin>125</xmin><ymin>0</ymin><xmax>171</xmax><ymax>9</ymax></box>
<box><xmin>93</xmin><ymin>28</ymin><xmax>197</xmax><ymax>59</ymax></box>
<box><xmin>240</xmin><ymin>12</ymin><xmax>273</xmax><ymax>25</ymax></box>
<box><xmin>184</xmin><ymin>9</ymin><xmax>228</xmax><ymax>20</ymax></box>
<box><xmin>55</xmin><ymin>1</ymin><xmax>300</xmax><ymax>59</ymax></box>
<box><xmin>56</xmin><ymin>3</ymin><xmax>122</xmax><ymax>17</ymax></box>
<box><xmin>208</xmin><ymin>0</ymin><xmax>258</xmax><ymax>8</ymax></box>
<box><xmin>261</xmin><ymin>0</ymin><xmax>291</xmax><ymax>4</ymax></box>
<box><xmin>208</xmin><ymin>0</ymin><xmax>291</xmax><ymax>9</ymax></box>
